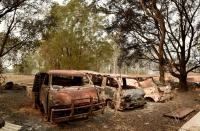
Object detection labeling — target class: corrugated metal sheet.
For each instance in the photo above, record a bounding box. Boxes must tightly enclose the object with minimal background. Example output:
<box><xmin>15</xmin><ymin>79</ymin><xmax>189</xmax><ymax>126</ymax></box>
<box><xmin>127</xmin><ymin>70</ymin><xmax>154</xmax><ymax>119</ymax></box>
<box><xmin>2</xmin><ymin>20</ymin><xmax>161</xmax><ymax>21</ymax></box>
<box><xmin>164</xmin><ymin>107</ymin><xmax>194</xmax><ymax>119</ymax></box>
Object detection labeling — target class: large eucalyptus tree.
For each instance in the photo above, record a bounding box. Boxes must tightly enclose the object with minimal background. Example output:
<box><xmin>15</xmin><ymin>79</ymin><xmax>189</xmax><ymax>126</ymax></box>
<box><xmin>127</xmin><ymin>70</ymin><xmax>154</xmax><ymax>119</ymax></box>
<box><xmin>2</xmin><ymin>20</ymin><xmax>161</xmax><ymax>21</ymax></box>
<box><xmin>91</xmin><ymin>0</ymin><xmax>200</xmax><ymax>90</ymax></box>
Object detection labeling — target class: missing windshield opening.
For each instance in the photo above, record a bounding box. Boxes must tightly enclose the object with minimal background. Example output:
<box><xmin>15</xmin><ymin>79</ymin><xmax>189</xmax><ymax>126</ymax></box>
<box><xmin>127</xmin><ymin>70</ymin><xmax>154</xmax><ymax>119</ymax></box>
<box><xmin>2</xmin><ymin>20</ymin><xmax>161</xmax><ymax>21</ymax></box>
<box><xmin>52</xmin><ymin>75</ymin><xmax>89</xmax><ymax>87</ymax></box>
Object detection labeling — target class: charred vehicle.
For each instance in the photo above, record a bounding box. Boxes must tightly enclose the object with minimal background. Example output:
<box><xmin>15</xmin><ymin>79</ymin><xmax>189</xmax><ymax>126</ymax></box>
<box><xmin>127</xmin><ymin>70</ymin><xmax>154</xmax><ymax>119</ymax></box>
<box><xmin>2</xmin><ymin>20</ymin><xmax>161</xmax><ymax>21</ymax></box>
<box><xmin>87</xmin><ymin>73</ymin><xmax>146</xmax><ymax>110</ymax></box>
<box><xmin>138</xmin><ymin>78</ymin><xmax>174</xmax><ymax>102</ymax></box>
<box><xmin>32</xmin><ymin>70</ymin><xmax>105</xmax><ymax>122</ymax></box>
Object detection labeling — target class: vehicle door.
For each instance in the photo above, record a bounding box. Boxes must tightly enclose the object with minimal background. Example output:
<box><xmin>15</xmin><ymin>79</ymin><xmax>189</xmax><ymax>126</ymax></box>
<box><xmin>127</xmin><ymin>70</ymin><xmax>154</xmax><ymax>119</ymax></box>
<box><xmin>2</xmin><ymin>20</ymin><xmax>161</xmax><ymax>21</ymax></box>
<box><xmin>40</xmin><ymin>73</ymin><xmax>50</xmax><ymax>114</ymax></box>
<box><xmin>102</xmin><ymin>77</ymin><xmax>119</xmax><ymax>100</ymax></box>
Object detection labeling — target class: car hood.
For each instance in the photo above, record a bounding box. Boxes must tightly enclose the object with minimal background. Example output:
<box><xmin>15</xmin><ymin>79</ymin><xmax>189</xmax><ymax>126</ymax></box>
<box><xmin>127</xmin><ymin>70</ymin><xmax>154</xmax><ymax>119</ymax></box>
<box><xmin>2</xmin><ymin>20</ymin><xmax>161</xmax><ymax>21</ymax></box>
<box><xmin>49</xmin><ymin>86</ymin><xmax>99</xmax><ymax>106</ymax></box>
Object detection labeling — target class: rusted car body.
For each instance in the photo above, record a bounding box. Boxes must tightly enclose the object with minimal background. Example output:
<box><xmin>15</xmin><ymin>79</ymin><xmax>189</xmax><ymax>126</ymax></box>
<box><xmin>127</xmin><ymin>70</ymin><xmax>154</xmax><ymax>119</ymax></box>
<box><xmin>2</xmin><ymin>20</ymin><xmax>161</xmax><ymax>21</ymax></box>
<box><xmin>138</xmin><ymin>78</ymin><xmax>174</xmax><ymax>102</ymax></box>
<box><xmin>32</xmin><ymin>70</ymin><xmax>105</xmax><ymax>122</ymax></box>
<box><xmin>86</xmin><ymin>73</ymin><xmax>146</xmax><ymax>110</ymax></box>
<box><xmin>84</xmin><ymin>71</ymin><xmax>173</xmax><ymax>103</ymax></box>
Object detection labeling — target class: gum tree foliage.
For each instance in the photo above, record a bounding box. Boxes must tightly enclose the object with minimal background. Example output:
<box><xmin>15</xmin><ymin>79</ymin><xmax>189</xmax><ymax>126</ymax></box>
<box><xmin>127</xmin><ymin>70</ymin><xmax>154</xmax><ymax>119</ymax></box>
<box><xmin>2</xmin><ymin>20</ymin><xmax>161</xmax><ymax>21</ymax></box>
<box><xmin>13</xmin><ymin>54</ymin><xmax>36</xmax><ymax>74</ymax></box>
<box><xmin>0</xmin><ymin>0</ymin><xmax>26</xmax><ymax>19</ymax></box>
<box><xmin>39</xmin><ymin>0</ymin><xmax>113</xmax><ymax>71</ymax></box>
<box><xmin>91</xmin><ymin>0</ymin><xmax>168</xmax><ymax>84</ymax></box>
<box><xmin>92</xmin><ymin>0</ymin><xmax>200</xmax><ymax>90</ymax></box>
<box><xmin>0</xmin><ymin>0</ymin><xmax>50</xmax><ymax>73</ymax></box>
<box><xmin>164</xmin><ymin>0</ymin><xmax>200</xmax><ymax>90</ymax></box>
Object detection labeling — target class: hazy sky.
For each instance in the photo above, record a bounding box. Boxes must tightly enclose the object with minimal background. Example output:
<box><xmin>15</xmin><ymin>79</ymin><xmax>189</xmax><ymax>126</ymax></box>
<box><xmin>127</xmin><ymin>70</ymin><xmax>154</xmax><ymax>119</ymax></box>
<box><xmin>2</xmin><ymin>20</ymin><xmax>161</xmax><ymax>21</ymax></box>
<box><xmin>53</xmin><ymin>0</ymin><xmax>65</xmax><ymax>5</ymax></box>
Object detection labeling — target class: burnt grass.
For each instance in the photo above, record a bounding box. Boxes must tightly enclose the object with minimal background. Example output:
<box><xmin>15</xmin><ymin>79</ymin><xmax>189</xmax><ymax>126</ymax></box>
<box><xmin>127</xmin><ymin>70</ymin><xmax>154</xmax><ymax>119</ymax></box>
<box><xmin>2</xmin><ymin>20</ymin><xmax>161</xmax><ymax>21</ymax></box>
<box><xmin>0</xmin><ymin>88</ymin><xmax>200</xmax><ymax>131</ymax></box>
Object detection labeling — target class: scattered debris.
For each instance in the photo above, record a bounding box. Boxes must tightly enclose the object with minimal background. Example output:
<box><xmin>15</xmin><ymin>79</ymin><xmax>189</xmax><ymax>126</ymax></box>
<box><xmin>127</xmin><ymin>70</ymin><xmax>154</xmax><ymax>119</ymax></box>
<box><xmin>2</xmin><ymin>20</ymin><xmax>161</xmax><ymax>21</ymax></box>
<box><xmin>187</xmin><ymin>76</ymin><xmax>200</xmax><ymax>91</ymax></box>
<box><xmin>164</xmin><ymin>107</ymin><xmax>195</xmax><ymax>119</ymax></box>
<box><xmin>179</xmin><ymin>111</ymin><xmax>200</xmax><ymax>131</ymax></box>
<box><xmin>2</xmin><ymin>82</ymin><xmax>26</xmax><ymax>90</ymax></box>
<box><xmin>191</xmin><ymin>82</ymin><xmax>200</xmax><ymax>91</ymax></box>
<box><xmin>0</xmin><ymin>122</ymin><xmax>22</xmax><ymax>131</ymax></box>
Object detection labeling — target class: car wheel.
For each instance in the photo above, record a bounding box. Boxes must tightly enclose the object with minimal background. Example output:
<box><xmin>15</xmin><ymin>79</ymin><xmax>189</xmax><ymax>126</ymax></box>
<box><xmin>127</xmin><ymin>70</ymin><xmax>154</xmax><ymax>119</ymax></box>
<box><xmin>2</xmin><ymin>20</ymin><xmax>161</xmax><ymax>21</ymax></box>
<box><xmin>107</xmin><ymin>100</ymin><xmax>115</xmax><ymax>109</ymax></box>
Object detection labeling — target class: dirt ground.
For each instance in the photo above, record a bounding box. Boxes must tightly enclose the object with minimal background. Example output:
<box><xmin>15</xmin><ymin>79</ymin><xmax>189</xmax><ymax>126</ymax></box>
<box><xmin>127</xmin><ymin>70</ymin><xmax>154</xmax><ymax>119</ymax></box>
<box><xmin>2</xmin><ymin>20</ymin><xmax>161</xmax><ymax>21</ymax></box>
<box><xmin>0</xmin><ymin>74</ymin><xmax>200</xmax><ymax>131</ymax></box>
<box><xmin>2</xmin><ymin>74</ymin><xmax>34</xmax><ymax>84</ymax></box>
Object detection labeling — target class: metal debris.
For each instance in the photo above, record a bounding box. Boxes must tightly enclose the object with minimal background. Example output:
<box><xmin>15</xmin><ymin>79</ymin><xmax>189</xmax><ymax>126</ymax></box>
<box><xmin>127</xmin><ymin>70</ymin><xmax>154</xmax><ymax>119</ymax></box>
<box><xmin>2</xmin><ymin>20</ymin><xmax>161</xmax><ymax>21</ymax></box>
<box><xmin>164</xmin><ymin>107</ymin><xmax>195</xmax><ymax>119</ymax></box>
<box><xmin>0</xmin><ymin>122</ymin><xmax>22</xmax><ymax>131</ymax></box>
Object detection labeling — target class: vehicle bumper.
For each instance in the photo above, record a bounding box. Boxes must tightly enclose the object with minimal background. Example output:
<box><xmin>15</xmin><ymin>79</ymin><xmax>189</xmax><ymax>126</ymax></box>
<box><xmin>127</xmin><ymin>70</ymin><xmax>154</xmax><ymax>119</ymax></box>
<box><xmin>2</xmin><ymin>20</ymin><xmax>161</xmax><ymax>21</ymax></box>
<box><xmin>49</xmin><ymin>99</ymin><xmax>105</xmax><ymax>122</ymax></box>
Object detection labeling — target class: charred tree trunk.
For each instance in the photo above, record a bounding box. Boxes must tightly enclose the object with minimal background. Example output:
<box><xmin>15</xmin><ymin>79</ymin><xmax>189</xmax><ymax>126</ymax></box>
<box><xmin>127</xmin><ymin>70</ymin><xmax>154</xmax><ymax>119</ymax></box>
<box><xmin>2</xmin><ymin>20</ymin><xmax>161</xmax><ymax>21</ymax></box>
<box><xmin>178</xmin><ymin>73</ymin><xmax>188</xmax><ymax>91</ymax></box>
<box><xmin>179</xmin><ymin>57</ymin><xmax>188</xmax><ymax>91</ymax></box>
<box><xmin>159</xmin><ymin>58</ymin><xmax>165</xmax><ymax>84</ymax></box>
<box><xmin>168</xmin><ymin>62</ymin><xmax>188</xmax><ymax>91</ymax></box>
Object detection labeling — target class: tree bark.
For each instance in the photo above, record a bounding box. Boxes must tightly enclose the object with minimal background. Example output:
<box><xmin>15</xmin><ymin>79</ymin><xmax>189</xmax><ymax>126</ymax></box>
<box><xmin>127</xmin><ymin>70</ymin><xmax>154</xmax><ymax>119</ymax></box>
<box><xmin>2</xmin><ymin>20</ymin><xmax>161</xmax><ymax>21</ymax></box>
<box><xmin>140</xmin><ymin>0</ymin><xmax>166</xmax><ymax>84</ymax></box>
<box><xmin>157</xmin><ymin>7</ymin><xmax>166</xmax><ymax>85</ymax></box>
<box><xmin>159</xmin><ymin>59</ymin><xmax>165</xmax><ymax>84</ymax></box>
<box><xmin>0</xmin><ymin>58</ymin><xmax>3</xmax><ymax>74</ymax></box>
<box><xmin>178</xmin><ymin>73</ymin><xmax>188</xmax><ymax>91</ymax></box>
<box><xmin>179</xmin><ymin>53</ymin><xmax>188</xmax><ymax>90</ymax></box>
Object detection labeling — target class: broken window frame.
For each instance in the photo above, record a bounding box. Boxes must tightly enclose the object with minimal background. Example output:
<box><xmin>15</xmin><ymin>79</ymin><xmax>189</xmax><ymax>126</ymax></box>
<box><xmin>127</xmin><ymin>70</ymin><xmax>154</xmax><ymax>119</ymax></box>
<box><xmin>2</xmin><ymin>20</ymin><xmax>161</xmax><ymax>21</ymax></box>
<box><xmin>48</xmin><ymin>74</ymin><xmax>93</xmax><ymax>89</ymax></box>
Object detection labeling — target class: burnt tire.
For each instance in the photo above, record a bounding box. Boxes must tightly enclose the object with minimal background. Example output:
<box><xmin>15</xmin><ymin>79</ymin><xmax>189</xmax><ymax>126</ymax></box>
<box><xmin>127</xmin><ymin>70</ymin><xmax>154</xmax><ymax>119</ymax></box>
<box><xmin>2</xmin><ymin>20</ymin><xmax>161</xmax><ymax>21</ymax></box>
<box><xmin>107</xmin><ymin>100</ymin><xmax>115</xmax><ymax>109</ymax></box>
<box><xmin>0</xmin><ymin>117</ymin><xmax>5</xmax><ymax>128</ymax></box>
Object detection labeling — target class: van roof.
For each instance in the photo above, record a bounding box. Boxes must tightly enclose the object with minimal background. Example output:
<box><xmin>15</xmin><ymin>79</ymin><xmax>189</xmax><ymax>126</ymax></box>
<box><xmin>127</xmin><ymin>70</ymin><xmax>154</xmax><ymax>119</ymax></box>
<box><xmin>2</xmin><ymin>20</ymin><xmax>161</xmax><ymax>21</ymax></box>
<box><xmin>48</xmin><ymin>70</ymin><xmax>86</xmax><ymax>76</ymax></box>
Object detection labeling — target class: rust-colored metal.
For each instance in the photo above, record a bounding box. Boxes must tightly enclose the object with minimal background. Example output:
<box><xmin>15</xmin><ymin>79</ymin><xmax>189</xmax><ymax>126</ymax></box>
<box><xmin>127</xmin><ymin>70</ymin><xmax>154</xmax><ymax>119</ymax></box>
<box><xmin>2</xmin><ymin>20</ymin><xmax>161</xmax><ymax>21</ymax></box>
<box><xmin>48</xmin><ymin>70</ymin><xmax>86</xmax><ymax>76</ymax></box>
<box><xmin>164</xmin><ymin>107</ymin><xmax>195</xmax><ymax>119</ymax></box>
<box><xmin>138</xmin><ymin>78</ymin><xmax>174</xmax><ymax>102</ymax></box>
<box><xmin>86</xmin><ymin>72</ymin><xmax>156</xmax><ymax>80</ymax></box>
<box><xmin>33</xmin><ymin>70</ymin><xmax>105</xmax><ymax>123</ymax></box>
<box><xmin>88</xmin><ymin>73</ymin><xmax>146</xmax><ymax>110</ymax></box>
<box><xmin>50</xmin><ymin>97</ymin><xmax>105</xmax><ymax>122</ymax></box>
<box><xmin>50</xmin><ymin>87</ymin><xmax>99</xmax><ymax>106</ymax></box>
